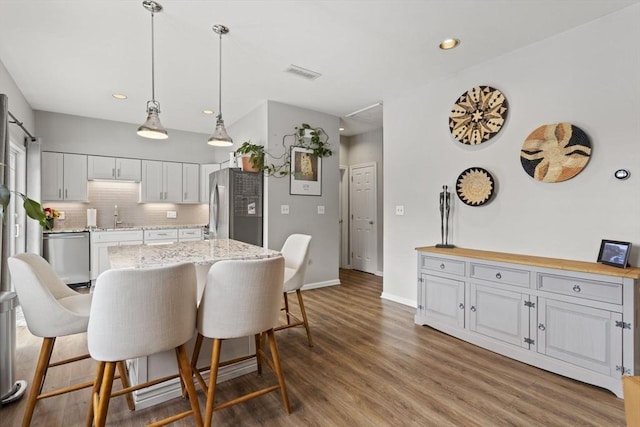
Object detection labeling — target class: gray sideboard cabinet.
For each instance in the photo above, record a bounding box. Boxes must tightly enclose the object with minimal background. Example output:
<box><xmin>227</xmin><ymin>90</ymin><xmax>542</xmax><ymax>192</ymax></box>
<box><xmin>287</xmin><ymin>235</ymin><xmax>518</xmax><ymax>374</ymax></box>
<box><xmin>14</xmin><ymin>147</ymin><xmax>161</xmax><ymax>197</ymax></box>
<box><xmin>415</xmin><ymin>246</ymin><xmax>640</xmax><ymax>398</ymax></box>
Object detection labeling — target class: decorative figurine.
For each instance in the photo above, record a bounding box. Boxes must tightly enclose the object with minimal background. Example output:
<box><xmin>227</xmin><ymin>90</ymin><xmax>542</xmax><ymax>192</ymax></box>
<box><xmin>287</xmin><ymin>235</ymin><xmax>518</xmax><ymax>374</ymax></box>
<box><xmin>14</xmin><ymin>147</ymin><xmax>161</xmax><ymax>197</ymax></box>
<box><xmin>436</xmin><ymin>185</ymin><xmax>455</xmax><ymax>248</ymax></box>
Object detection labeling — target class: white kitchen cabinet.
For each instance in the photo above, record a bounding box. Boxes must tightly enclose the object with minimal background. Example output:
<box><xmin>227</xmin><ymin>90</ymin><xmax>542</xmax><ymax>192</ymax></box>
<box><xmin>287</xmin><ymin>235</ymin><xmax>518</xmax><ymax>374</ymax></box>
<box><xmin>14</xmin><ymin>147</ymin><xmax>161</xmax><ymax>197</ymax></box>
<box><xmin>42</xmin><ymin>152</ymin><xmax>87</xmax><ymax>201</ymax></box>
<box><xmin>199</xmin><ymin>163</ymin><xmax>220</xmax><ymax>203</ymax></box>
<box><xmin>90</xmin><ymin>230</ymin><xmax>143</xmax><ymax>280</ymax></box>
<box><xmin>144</xmin><ymin>228</ymin><xmax>178</xmax><ymax>243</ymax></box>
<box><xmin>140</xmin><ymin>160</ymin><xmax>182</xmax><ymax>203</ymax></box>
<box><xmin>178</xmin><ymin>227</ymin><xmax>202</xmax><ymax>241</ymax></box>
<box><xmin>415</xmin><ymin>246</ymin><xmax>640</xmax><ymax>398</ymax></box>
<box><xmin>182</xmin><ymin>163</ymin><xmax>199</xmax><ymax>204</ymax></box>
<box><xmin>88</xmin><ymin>155</ymin><xmax>141</xmax><ymax>181</ymax></box>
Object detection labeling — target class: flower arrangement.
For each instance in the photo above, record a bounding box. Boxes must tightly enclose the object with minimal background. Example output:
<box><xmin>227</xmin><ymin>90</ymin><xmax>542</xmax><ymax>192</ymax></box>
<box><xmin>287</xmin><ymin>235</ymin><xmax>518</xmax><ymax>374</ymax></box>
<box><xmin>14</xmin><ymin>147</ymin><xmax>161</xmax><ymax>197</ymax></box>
<box><xmin>43</xmin><ymin>207</ymin><xmax>60</xmax><ymax>230</ymax></box>
<box><xmin>44</xmin><ymin>207</ymin><xmax>60</xmax><ymax>219</ymax></box>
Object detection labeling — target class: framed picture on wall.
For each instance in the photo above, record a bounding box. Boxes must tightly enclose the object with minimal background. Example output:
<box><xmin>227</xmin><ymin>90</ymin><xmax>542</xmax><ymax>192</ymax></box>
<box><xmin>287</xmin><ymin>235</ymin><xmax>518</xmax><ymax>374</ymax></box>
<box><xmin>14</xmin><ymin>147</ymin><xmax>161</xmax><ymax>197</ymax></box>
<box><xmin>597</xmin><ymin>239</ymin><xmax>631</xmax><ymax>268</ymax></box>
<box><xmin>290</xmin><ymin>146</ymin><xmax>321</xmax><ymax>196</ymax></box>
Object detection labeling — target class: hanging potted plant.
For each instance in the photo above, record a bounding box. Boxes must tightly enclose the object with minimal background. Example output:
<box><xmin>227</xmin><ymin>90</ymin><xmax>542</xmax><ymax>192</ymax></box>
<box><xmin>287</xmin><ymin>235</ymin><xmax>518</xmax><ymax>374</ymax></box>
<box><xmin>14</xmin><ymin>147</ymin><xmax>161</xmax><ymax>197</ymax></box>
<box><xmin>295</xmin><ymin>123</ymin><xmax>332</xmax><ymax>158</ymax></box>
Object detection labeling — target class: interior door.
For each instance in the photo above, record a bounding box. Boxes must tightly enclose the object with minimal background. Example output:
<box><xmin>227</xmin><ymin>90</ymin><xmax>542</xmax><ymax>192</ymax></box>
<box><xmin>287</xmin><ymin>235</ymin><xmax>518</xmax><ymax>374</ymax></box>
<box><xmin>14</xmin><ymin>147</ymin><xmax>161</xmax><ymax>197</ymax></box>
<box><xmin>339</xmin><ymin>166</ymin><xmax>349</xmax><ymax>268</ymax></box>
<box><xmin>350</xmin><ymin>163</ymin><xmax>377</xmax><ymax>274</ymax></box>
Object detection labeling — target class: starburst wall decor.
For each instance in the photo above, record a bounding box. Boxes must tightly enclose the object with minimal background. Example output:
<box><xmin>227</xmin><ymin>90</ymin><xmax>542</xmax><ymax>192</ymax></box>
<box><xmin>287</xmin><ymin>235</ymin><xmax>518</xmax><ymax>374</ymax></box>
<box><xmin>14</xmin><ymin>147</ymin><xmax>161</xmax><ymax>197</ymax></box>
<box><xmin>449</xmin><ymin>85</ymin><xmax>508</xmax><ymax>145</ymax></box>
<box><xmin>456</xmin><ymin>167</ymin><xmax>495</xmax><ymax>206</ymax></box>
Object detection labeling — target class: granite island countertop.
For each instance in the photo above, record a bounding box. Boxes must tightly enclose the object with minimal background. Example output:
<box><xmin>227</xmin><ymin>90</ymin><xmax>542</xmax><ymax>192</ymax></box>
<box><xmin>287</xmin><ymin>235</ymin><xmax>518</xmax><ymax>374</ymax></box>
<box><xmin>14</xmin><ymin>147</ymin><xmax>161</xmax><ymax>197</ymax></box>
<box><xmin>108</xmin><ymin>238</ymin><xmax>279</xmax><ymax>269</ymax></box>
<box><xmin>43</xmin><ymin>224</ymin><xmax>206</xmax><ymax>234</ymax></box>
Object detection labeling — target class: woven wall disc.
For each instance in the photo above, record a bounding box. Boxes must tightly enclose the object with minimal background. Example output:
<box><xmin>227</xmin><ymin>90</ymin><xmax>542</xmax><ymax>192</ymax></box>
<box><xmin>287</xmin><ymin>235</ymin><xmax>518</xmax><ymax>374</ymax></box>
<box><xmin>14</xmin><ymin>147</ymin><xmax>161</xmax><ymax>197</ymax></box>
<box><xmin>456</xmin><ymin>167</ymin><xmax>495</xmax><ymax>206</ymax></box>
<box><xmin>520</xmin><ymin>123</ymin><xmax>591</xmax><ymax>183</ymax></box>
<box><xmin>449</xmin><ymin>85</ymin><xmax>508</xmax><ymax>145</ymax></box>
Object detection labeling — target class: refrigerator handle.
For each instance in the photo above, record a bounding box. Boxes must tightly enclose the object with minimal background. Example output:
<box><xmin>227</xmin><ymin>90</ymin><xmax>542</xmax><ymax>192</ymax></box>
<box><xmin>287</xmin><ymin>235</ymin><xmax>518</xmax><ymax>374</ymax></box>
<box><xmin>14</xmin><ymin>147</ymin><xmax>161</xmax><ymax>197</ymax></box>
<box><xmin>212</xmin><ymin>183</ymin><xmax>219</xmax><ymax>236</ymax></box>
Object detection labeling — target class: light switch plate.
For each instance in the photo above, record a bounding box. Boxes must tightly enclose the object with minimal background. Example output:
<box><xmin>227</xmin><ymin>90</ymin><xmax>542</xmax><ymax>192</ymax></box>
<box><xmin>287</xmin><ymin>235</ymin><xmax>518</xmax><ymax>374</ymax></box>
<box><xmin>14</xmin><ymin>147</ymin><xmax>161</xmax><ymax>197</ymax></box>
<box><xmin>317</xmin><ymin>205</ymin><xmax>325</xmax><ymax>215</ymax></box>
<box><xmin>167</xmin><ymin>211</ymin><xmax>177</xmax><ymax>218</ymax></box>
<box><xmin>281</xmin><ymin>205</ymin><xmax>290</xmax><ymax>215</ymax></box>
<box><xmin>395</xmin><ymin>205</ymin><xmax>405</xmax><ymax>216</ymax></box>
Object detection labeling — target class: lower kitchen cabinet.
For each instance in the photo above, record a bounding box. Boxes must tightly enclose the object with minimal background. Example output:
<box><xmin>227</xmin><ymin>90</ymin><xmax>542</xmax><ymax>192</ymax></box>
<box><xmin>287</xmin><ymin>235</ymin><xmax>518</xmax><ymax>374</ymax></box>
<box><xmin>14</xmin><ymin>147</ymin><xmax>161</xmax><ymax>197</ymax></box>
<box><xmin>90</xmin><ymin>230</ymin><xmax>144</xmax><ymax>280</ymax></box>
<box><xmin>415</xmin><ymin>246</ymin><xmax>640</xmax><ymax>398</ymax></box>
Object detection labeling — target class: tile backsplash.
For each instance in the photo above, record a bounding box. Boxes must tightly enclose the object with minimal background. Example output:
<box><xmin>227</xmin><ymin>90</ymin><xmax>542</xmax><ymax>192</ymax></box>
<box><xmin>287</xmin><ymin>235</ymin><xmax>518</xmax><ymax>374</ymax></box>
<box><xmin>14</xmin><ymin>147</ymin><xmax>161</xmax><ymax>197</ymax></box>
<box><xmin>44</xmin><ymin>181</ymin><xmax>208</xmax><ymax>230</ymax></box>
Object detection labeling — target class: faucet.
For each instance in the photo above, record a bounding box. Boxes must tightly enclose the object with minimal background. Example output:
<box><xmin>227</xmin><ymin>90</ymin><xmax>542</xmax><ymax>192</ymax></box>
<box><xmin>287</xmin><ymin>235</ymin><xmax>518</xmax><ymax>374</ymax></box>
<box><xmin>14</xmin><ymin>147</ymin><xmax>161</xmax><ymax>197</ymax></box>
<box><xmin>114</xmin><ymin>204</ymin><xmax>122</xmax><ymax>228</ymax></box>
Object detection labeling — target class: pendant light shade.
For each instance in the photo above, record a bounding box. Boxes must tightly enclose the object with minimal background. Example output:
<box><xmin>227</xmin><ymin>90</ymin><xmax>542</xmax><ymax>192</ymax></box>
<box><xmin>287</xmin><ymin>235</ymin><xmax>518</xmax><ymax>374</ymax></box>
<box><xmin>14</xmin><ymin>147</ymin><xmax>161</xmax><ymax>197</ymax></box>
<box><xmin>137</xmin><ymin>1</ymin><xmax>168</xmax><ymax>140</ymax></box>
<box><xmin>208</xmin><ymin>24</ymin><xmax>233</xmax><ymax>147</ymax></box>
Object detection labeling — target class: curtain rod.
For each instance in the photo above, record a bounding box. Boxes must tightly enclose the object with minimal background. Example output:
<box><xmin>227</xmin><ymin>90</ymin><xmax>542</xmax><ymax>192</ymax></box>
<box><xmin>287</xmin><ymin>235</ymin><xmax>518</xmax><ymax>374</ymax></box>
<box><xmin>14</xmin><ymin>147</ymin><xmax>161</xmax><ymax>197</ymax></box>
<box><xmin>7</xmin><ymin>110</ymin><xmax>36</xmax><ymax>141</ymax></box>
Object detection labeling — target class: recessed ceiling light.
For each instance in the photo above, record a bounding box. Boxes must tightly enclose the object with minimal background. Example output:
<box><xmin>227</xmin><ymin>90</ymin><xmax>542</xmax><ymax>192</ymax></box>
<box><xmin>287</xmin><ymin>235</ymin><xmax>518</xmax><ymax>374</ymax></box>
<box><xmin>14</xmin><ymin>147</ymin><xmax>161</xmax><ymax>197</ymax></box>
<box><xmin>112</xmin><ymin>93</ymin><xmax>128</xmax><ymax>100</ymax></box>
<box><xmin>439</xmin><ymin>38</ymin><xmax>460</xmax><ymax>50</ymax></box>
<box><xmin>203</xmin><ymin>109</ymin><xmax>215</xmax><ymax>115</ymax></box>
<box><xmin>339</xmin><ymin>127</ymin><xmax>345</xmax><ymax>132</ymax></box>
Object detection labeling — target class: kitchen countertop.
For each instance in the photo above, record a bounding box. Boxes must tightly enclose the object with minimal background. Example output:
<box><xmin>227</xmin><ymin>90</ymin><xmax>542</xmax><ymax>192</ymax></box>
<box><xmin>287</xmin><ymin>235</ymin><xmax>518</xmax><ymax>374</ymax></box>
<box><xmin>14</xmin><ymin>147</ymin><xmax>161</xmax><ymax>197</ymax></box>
<box><xmin>108</xmin><ymin>238</ymin><xmax>278</xmax><ymax>269</ymax></box>
<box><xmin>43</xmin><ymin>224</ymin><xmax>206</xmax><ymax>234</ymax></box>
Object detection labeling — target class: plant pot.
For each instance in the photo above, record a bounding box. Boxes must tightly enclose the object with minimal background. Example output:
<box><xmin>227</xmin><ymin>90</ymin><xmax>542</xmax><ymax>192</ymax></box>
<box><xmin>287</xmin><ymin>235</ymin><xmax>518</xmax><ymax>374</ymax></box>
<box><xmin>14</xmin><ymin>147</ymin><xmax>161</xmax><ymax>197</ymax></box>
<box><xmin>45</xmin><ymin>218</ymin><xmax>54</xmax><ymax>230</ymax></box>
<box><xmin>241</xmin><ymin>156</ymin><xmax>260</xmax><ymax>172</ymax></box>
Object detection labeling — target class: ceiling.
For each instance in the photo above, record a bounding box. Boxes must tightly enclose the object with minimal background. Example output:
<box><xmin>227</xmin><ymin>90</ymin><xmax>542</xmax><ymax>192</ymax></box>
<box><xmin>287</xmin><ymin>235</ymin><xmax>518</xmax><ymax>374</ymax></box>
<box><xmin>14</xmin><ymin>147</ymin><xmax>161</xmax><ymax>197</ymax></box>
<box><xmin>0</xmin><ymin>0</ymin><xmax>637</xmax><ymax>137</ymax></box>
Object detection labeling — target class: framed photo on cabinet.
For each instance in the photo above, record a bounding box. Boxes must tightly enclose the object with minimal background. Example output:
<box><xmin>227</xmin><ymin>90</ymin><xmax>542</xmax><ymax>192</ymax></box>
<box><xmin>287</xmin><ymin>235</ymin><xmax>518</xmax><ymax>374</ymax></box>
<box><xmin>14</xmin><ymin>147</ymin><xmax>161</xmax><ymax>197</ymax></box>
<box><xmin>290</xmin><ymin>146</ymin><xmax>321</xmax><ymax>196</ymax></box>
<box><xmin>597</xmin><ymin>239</ymin><xmax>631</xmax><ymax>268</ymax></box>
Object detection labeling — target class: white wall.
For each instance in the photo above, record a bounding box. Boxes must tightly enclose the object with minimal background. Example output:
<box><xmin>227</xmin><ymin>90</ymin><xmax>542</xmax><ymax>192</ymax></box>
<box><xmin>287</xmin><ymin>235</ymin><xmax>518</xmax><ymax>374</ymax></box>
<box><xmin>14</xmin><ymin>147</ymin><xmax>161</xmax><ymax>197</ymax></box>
<box><xmin>383</xmin><ymin>5</ymin><xmax>640</xmax><ymax>305</ymax></box>
<box><xmin>0</xmin><ymin>58</ymin><xmax>33</xmax><ymax>144</ymax></box>
<box><xmin>266</xmin><ymin>101</ymin><xmax>340</xmax><ymax>286</ymax></box>
<box><xmin>35</xmin><ymin>111</ymin><xmax>226</xmax><ymax>164</ymax></box>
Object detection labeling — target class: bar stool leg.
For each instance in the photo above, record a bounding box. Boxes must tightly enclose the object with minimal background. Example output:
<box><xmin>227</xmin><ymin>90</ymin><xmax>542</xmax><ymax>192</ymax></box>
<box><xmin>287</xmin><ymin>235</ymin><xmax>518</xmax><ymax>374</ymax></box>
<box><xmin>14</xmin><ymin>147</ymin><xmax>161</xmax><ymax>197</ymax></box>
<box><xmin>204</xmin><ymin>338</ymin><xmax>222</xmax><ymax>427</ymax></box>
<box><xmin>266</xmin><ymin>330</ymin><xmax>290</xmax><ymax>414</ymax></box>
<box><xmin>296</xmin><ymin>290</ymin><xmax>314</xmax><ymax>347</ymax></box>
<box><xmin>22</xmin><ymin>337</ymin><xmax>55</xmax><ymax>427</ymax></box>
<box><xmin>94</xmin><ymin>362</ymin><xmax>116</xmax><ymax>427</ymax></box>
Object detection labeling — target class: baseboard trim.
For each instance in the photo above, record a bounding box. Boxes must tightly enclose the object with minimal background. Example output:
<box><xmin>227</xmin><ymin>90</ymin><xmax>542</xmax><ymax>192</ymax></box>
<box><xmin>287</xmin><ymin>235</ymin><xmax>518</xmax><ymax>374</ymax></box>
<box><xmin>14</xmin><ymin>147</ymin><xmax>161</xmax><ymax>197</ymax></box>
<box><xmin>302</xmin><ymin>279</ymin><xmax>341</xmax><ymax>291</ymax></box>
<box><xmin>381</xmin><ymin>292</ymin><xmax>416</xmax><ymax>308</ymax></box>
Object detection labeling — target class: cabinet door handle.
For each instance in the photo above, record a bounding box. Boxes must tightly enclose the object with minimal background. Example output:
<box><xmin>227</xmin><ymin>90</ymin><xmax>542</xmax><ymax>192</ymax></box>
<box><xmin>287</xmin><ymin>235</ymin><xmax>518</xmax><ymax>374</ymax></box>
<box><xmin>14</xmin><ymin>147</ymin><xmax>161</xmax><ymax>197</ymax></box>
<box><xmin>184</xmin><ymin>192</ymin><xmax>187</xmax><ymax>199</ymax></box>
<box><xmin>440</xmin><ymin>263</ymin><xmax>445</xmax><ymax>269</ymax></box>
<box><xmin>58</xmin><ymin>189</ymin><xmax>62</xmax><ymax>198</ymax></box>
<box><xmin>538</xmin><ymin>323</ymin><xmax>546</xmax><ymax>331</ymax></box>
<box><xmin>164</xmin><ymin>191</ymin><xmax>167</xmax><ymax>200</ymax></box>
<box><xmin>572</xmin><ymin>285</ymin><xmax>581</xmax><ymax>293</ymax></box>
<box><xmin>117</xmin><ymin>168</ymin><xmax>121</xmax><ymax>177</ymax></box>
<box><xmin>470</xmin><ymin>306</ymin><xmax>476</xmax><ymax>312</ymax></box>
<box><xmin>65</xmin><ymin>189</ymin><xmax>68</xmax><ymax>199</ymax></box>
<box><xmin>112</xmin><ymin>167</ymin><xmax>116</xmax><ymax>178</ymax></box>
<box><xmin>458</xmin><ymin>303</ymin><xmax>464</xmax><ymax>310</ymax></box>
<box><xmin>496</xmin><ymin>272</ymin><xmax>502</xmax><ymax>279</ymax></box>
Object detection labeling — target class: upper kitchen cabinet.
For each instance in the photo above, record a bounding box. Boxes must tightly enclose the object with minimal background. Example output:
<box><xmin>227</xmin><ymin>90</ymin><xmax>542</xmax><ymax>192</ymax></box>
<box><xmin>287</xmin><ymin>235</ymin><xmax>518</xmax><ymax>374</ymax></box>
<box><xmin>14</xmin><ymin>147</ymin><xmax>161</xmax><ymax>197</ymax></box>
<box><xmin>88</xmin><ymin>156</ymin><xmax>141</xmax><ymax>181</ymax></box>
<box><xmin>182</xmin><ymin>163</ymin><xmax>199</xmax><ymax>204</ymax></box>
<box><xmin>140</xmin><ymin>160</ymin><xmax>182</xmax><ymax>203</ymax></box>
<box><xmin>42</xmin><ymin>152</ymin><xmax>88</xmax><ymax>201</ymax></box>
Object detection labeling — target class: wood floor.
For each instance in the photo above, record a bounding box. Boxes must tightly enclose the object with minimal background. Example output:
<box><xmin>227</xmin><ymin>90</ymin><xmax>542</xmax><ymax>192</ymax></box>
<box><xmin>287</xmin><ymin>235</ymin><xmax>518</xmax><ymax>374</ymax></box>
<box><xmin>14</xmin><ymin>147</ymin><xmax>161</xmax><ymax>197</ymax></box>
<box><xmin>2</xmin><ymin>269</ymin><xmax>626</xmax><ymax>426</ymax></box>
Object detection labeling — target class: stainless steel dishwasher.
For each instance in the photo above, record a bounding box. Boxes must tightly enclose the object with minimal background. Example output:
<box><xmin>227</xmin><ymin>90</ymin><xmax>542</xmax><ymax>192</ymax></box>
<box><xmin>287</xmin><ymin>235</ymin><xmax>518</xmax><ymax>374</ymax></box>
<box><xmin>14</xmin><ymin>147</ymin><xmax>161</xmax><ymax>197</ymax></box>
<box><xmin>42</xmin><ymin>231</ymin><xmax>91</xmax><ymax>286</ymax></box>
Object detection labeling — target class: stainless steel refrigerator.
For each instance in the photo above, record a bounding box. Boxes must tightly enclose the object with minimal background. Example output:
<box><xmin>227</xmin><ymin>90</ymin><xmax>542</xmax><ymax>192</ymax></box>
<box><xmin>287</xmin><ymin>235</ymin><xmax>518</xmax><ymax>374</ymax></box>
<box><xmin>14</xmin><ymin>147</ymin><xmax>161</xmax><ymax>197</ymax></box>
<box><xmin>209</xmin><ymin>168</ymin><xmax>263</xmax><ymax>246</ymax></box>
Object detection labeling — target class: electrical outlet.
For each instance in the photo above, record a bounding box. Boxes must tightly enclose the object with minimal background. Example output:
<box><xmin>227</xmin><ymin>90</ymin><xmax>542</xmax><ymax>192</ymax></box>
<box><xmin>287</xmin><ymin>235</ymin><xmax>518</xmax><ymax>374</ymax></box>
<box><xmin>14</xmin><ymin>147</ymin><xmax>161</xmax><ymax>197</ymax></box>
<box><xmin>317</xmin><ymin>205</ymin><xmax>325</xmax><ymax>215</ymax></box>
<box><xmin>166</xmin><ymin>211</ymin><xmax>177</xmax><ymax>219</ymax></box>
<box><xmin>58</xmin><ymin>211</ymin><xmax>65</xmax><ymax>220</ymax></box>
<box><xmin>281</xmin><ymin>205</ymin><xmax>290</xmax><ymax>215</ymax></box>
<box><xmin>395</xmin><ymin>205</ymin><xmax>405</xmax><ymax>216</ymax></box>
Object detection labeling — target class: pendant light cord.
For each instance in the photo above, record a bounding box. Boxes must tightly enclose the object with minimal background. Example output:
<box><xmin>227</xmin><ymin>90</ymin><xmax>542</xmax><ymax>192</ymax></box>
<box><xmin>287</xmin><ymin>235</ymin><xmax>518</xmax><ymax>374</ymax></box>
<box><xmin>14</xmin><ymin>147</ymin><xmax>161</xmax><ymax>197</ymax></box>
<box><xmin>150</xmin><ymin>8</ymin><xmax>156</xmax><ymax>104</ymax></box>
<box><xmin>217</xmin><ymin>30</ymin><xmax>222</xmax><ymax>118</ymax></box>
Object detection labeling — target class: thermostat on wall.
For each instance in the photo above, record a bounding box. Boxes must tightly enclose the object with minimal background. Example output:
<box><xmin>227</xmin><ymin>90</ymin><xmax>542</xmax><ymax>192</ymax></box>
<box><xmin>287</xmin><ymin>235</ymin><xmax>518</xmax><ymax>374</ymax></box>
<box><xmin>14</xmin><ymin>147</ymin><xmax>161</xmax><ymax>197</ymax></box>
<box><xmin>614</xmin><ymin>169</ymin><xmax>630</xmax><ymax>180</ymax></box>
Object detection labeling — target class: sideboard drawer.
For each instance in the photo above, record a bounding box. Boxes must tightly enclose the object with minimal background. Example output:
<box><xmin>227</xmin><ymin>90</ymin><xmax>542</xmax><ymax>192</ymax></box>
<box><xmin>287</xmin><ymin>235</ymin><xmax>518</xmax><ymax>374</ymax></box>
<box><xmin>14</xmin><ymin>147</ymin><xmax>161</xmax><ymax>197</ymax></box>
<box><xmin>538</xmin><ymin>274</ymin><xmax>622</xmax><ymax>304</ymax></box>
<box><xmin>420</xmin><ymin>255</ymin><xmax>465</xmax><ymax>276</ymax></box>
<box><xmin>470</xmin><ymin>263</ymin><xmax>530</xmax><ymax>288</ymax></box>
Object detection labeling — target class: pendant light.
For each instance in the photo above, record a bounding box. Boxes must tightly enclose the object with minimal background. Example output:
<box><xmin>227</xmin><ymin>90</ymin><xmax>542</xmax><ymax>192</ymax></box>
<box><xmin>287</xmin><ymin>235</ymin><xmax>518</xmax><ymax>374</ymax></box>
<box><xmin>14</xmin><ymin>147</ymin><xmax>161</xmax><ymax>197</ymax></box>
<box><xmin>137</xmin><ymin>0</ymin><xmax>168</xmax><ymax>139</ymax></box>
<box><xmin>208</xmin><ymin>24</ymin><xmax>233</xmax><ymax>146</ymax></box>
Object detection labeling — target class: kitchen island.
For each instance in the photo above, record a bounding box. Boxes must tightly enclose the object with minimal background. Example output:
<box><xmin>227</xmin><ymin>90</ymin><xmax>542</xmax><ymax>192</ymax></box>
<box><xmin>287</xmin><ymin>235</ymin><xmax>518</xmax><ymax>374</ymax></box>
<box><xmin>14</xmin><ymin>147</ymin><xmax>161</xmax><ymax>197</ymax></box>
<box><xmin>106</xmin><ymin>238</ymin><xmax>280</xmax><ymax>409</ymax></box>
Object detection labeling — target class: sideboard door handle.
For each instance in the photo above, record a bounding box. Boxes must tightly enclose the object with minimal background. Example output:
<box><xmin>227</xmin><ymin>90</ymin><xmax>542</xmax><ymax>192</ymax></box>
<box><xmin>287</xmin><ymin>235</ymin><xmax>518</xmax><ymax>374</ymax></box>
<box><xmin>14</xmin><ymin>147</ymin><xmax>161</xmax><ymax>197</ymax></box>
<box><xmin>440</xmin><ymin>263</ymin><xmax>445</xmax><ymax>269</ymax></box>
<box><xmin>458</xmin><ymin>303</ymin><xmax>464</xmax><ymax>309</ymax></box>
<box><xmin>496</xmin><ymin>272</ymin><xmax>502</xmax><ymax>279</ymax></box>
<box><xmin>572</xmin><ymin>285</ymin><xmax>581</xmax><ymax>293</ymax></box>
<box><xmin>470</xmin><ymin>306</ymin><xmax>476</xmax><ymax>312</ymax></box>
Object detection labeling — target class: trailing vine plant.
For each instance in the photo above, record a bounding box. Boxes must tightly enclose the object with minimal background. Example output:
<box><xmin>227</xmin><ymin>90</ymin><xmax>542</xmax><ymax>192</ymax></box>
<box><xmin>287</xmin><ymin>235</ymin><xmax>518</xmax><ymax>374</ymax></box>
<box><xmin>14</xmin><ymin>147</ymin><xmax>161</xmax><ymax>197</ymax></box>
<box><xmin>236</xmin><ymin>123</ymin><xmax>332</xmax><ymax>177</ymax></box>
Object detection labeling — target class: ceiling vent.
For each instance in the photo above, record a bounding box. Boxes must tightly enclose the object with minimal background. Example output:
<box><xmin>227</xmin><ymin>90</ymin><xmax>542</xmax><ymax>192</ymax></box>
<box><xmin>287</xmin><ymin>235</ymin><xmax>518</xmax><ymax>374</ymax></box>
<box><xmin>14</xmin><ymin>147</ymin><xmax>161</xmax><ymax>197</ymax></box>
<box><xmin>284</xmin><ymin>65</ymin><xmax>322</xmax><ymax>81</ymax></box>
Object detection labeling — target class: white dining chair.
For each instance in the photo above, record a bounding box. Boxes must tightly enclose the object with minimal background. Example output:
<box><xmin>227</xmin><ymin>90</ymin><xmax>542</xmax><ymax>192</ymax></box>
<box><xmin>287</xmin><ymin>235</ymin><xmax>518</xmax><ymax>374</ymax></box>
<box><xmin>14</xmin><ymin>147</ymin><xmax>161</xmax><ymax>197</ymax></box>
<box><xmin>86</xmin><ymin>262</ymin><xmax>202</xmax><ymax>427</ymax></box>
<box><xmin>274</xmin><ymin>234</ymin><xmax>313</xmax><ymax>346</ymax></box>
<box><xmin>7</xmin><ymin>253</ymin><xmax>133</xmax><ymax>427</ymax></box>
<box><xmin>191</xmin><ymin>256</ymin><xmax>290</xmax><ymax>426</ymax></box>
